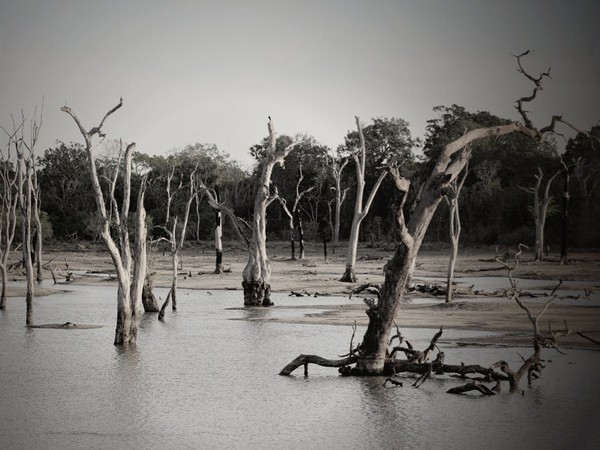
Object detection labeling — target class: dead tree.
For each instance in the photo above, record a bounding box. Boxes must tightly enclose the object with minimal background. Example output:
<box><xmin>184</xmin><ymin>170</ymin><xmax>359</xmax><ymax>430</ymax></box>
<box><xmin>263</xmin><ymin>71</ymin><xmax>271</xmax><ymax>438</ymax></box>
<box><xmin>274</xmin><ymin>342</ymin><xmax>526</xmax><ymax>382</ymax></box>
<box><xmin>340</xmin><ymin>117</ymin><xmax>387</xmax><ymax>282</ymax></box>
<box><xmin>243</xmin><ymin>119</ymin><xmax>295</xmax><ymax>305</ymax></box>
<box><xmin>282</xmin><ymin>51</ymin><xmax>584</xmax><ymax>375</ymax></box>
<box><xmin>558</xmin><ymin>158</ymin><xmax>570</xmax><ymax>265</ymax></box>
<box><xmin>0</xmin><ymin>126</ymin><xmax>20</xmax><ymax>310</ymax></box>
<box><xmin>444</xmin><ymin>158</ymin><xmax>470</xmax><ymax>303</ymax></box>
<box><xmin>213</xmin><ymin>191</ymin><xmax>224</xmax><ymax>274</ymax></box>
<box><xmin>276</xmin><ymin>163</ymin><xmax>314</xmax><ymax>260</ymax></box>
<box><xmin>19</xmin><ymin>108</ymin><xmax>44</xmax><ymax>283</ymax></box>
<box><xmin>7</xmin><ymin>113</ymin><xmax>39</xmax><ymax>326</ymax></box>
<box><xmin>329</xmin><ymin>155</ymin><xmax>349</xmax><ymax>252</ymax></box>
<box><xmin>519</xmin><ymin>166</ymin><xmax>560</xmax><ymax>261</ymax></box>
<box><xmin>62</xmin><ymin>99</ymin><xmax>148</xmax><ymax>345</ymax></box>
<box><xmin>156</xmin><ymin>165</ymin><xmax>197</xmax><ymax>312</ymax></box>
<box><xmin>198</xmin><ymin>118</ymin><xmax>294</xmax><ymax>305</ymax></box>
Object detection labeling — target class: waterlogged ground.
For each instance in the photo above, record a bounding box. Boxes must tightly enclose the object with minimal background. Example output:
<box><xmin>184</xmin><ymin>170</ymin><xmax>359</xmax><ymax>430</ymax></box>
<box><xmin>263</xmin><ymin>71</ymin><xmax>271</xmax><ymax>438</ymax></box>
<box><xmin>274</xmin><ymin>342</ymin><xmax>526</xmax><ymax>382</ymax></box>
<box><xmin>1</xmin><ymin>283</ymin><xmax>600</xmax><ymax>450</ymax></box>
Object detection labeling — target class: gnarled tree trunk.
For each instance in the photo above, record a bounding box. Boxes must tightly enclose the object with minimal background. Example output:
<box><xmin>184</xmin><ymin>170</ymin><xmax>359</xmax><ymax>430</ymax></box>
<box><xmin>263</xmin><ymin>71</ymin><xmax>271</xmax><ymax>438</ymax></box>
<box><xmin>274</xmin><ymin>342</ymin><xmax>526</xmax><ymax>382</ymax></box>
<box><xmin>242</xmin><ymin>119</ymin><xmax>295</xmax><ymax>306</ymax></box>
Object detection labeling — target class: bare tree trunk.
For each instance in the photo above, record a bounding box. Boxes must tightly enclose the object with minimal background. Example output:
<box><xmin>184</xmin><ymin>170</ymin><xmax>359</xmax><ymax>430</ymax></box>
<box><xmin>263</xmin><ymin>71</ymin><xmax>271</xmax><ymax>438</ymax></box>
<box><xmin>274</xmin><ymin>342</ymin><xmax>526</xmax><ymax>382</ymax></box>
<box><xmin>23</xmin><ymin>165</ymin><xmax>35</xmax><ymax>326</ymax></box>
<box><xmin>329</xmin><ymin>157</ymin><xmax>348</xmax><ymax>251</ymax></box>
<box><xmin>62</xmin><ymin>99</ymin><xmax>146</xmax><ymax>345</ymax></box>
<box><xmin>131</xmin><ymin>179</ymin><xmax>150</xmax><ymax>313</ymax></box>
<box><xmin>171</xmin><ymin>249</ymin><xmax>178</xmax><ymax>311</ymax></box>
<box><xmin>158</xmin><ymin>165</ymin><xmax>196</xmax><ymax>315</ymax></box>
<box><xmin>340</xmin><ymin>117</ymin><xmax>387</xmax><ymax>283</ymax></box>
<box><xmin>32</xmin><ymin>168</ymin><xmax>43</xmax><ymax>282</ymax></box>
<box><xmin>296</xmin><ymin>211</ymin><xmax>306</xmax><ymax>259</ymax></box>
<box><xmin>521</xmin><ymin>167</ymin><xmax>559</xmax><ymax>261</ymax></box>
<box><xmin>0</xmin><ymin>265</ymin><xmax>7</xmax><ymax>310</ymax></box>
<box><xmin>0</xmin><ymin>128</ymin><xmax>19</xmax><ymax>311</ymax></box>
<box><xmin>445</xmin><ymin>161</ymin><xmax>469</xmax><ymax>304</ymax></box>
<box><xmin>195</xmin><ymin>193</ymin><xmax>202</xmax><ymax>243</ymax></box>
<box><xmin>289</xmin><ymin>222</ymin><xmax>296</xmax><ymax>260</ymax></box>
<box><xmin>559</xmin><ymin>162</ymin><xmax>570</xmax><ymax>265</ymax></box>
<box><xmin>242</xmin><ymin>118</ymin><xmax>295</xmax><ymax>306</ymax></box>
<box><xmin>142</xmin><ymin>278</ymin><xmax>160</xmax><ymax>312</ymax></box>
<box><xmin>16</xmin><ymin>146</ymin><xmax>36</xmax><ymax>326</ymax></box>
<box><xmin>341</xmin><ymin>217</ymin><xmax>361</xmax><ymax>282</ymax></box>
<box><xmin>214</xmin><ymin>208</ymin><xmax>224</xmax><ymax>273</ymax></box>
<box><xmin>276</xmin><ymin>164</ymin><xmax>313</xmax><ymax>261</ymax></box>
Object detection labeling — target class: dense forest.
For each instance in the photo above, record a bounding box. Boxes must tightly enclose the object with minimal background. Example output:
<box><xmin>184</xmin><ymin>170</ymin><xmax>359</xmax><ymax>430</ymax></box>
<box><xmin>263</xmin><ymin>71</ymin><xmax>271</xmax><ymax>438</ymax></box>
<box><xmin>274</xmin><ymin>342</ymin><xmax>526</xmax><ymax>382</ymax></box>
<box><xmin>27</xmin><ymin>105</ymin><xmax>599</xmax><ymax>251</ymax></box>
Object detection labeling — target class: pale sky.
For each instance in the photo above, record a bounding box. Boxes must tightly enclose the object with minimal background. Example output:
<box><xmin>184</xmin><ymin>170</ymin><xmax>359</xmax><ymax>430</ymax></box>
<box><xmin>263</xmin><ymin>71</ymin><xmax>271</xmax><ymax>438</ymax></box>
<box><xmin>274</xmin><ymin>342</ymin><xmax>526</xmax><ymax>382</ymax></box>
<box><xmin>1</xmin><ymin>0</ymin><xmax>599</xmax><ymax>168</ymax></box>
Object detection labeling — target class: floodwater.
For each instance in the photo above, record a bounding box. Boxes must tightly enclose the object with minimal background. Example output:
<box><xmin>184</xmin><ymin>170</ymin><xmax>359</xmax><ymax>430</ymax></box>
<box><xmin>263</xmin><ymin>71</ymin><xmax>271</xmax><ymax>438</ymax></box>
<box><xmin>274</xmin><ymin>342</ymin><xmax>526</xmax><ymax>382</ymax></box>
<box><xmin>1</xmin><ymin>283</ymin><xmax>600</xmax><ymax>450</ymax></box>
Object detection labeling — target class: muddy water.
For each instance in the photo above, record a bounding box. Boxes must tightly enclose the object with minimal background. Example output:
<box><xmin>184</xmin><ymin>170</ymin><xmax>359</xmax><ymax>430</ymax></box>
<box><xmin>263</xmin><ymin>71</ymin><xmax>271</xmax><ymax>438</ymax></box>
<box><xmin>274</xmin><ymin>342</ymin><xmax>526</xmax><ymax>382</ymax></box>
<box><xmin>1</xmin><ymin>283</ymin><xmax>599</xmax><ymax>449</ymax></box>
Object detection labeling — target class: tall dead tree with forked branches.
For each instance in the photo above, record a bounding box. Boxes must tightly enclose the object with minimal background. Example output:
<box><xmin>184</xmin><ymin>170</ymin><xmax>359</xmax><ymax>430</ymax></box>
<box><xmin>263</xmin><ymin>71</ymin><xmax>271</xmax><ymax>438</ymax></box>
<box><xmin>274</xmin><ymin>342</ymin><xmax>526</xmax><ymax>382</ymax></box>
<box><xmin>520</xmin><ymin>166</ymin><xmax>560</xmax><ymax>261</ymax></box>
<box><xmin>444</xmin><ymin>157</ymin><xmax>470</xmax><ymax>303</ymax></box>
<box><xmin>340</xmin><ymin>117</ymin><xmax>388</xmax><ymax>283</ymax></box>
<box><xmin>198</xmin><ymin>118</ymin><xmax>294</xmax><ymax>305</ymax></box>
<box><xmin>62</xmin><ymin>99</ymin><xmax>149</xmax><ymax>345</ymax></box>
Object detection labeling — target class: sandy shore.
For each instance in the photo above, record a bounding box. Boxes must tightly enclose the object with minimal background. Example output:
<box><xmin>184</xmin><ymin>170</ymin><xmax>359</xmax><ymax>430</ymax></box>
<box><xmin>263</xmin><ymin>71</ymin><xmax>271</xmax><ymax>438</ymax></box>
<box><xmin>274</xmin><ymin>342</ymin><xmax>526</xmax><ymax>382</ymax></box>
<box><xmin>6</xmin><ymin>241</ymin><xmax>600</xmax><ymax>348</ymax></box>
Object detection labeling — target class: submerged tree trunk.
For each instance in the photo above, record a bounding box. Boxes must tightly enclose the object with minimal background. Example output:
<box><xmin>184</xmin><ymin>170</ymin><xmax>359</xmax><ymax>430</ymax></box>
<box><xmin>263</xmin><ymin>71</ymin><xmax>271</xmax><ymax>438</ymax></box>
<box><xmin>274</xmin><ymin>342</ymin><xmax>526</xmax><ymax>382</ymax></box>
<box><xmin>171</xmin><ymin>250</ymin><xmax>178</xmax><ymax>311</ymax></box>
<box><xmin>0</xmin><ymin>266</ymin><xmax>7</xmax><ymax>310</ymax></box>
<box><xmin>0</xmin><ymin>130</ymin><xmax>19</xmax><ymax>311</ymax></box>
<box><xmin>242</xmin><ymin>118</ymin><xmax>295</xmax><ymax>306</ymax></box>
<box><xmin>142</xmin><ymin>278</ymin><xmax>160</xmax><ymax>312</ymax></box>
<box><xmin>18</xmin><ymin>156</ymin><xmax>35</xmax><ymax>326</ymax></box>
<box><xmin>62</xmin><ymin>99</ymin><xmax>147</xmax><ymax>345</ymax></box>
<box><xmin>159</xmin><ymin>165</ymin><xmax>196</xmax><ymax>316</ymax></box>
<box><xmin>32</xmin><ymin>170</ymin><xmax>43</xmax><ymax>282</ymax></box>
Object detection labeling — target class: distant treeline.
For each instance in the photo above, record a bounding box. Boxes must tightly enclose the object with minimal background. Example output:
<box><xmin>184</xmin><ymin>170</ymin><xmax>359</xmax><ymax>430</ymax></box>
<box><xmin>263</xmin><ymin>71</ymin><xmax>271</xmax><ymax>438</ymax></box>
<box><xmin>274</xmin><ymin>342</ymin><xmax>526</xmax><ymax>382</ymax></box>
<box><xmin>33</xmin><ymin>105</ymin><xmax>600</xmax><ymax>249</ymax></box>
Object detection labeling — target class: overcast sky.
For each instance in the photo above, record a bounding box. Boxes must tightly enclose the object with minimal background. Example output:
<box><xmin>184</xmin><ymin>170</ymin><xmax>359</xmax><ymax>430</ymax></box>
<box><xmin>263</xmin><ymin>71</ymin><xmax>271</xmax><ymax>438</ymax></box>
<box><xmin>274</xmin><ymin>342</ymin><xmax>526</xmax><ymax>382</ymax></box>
<box><xmin>1</xmin><ymin>0</ymin><xmax>599</xmax><ymax>168</ymax></box>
